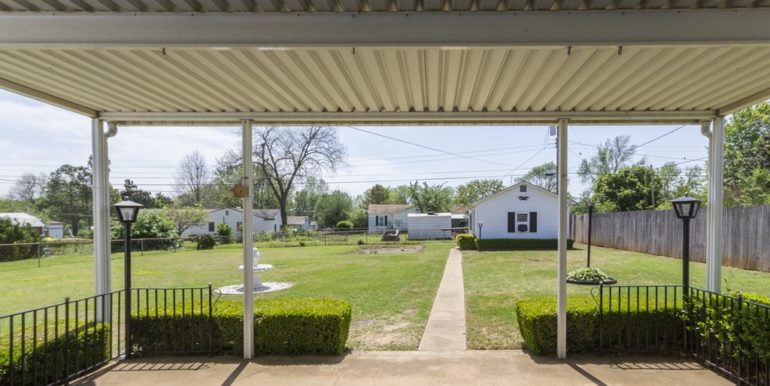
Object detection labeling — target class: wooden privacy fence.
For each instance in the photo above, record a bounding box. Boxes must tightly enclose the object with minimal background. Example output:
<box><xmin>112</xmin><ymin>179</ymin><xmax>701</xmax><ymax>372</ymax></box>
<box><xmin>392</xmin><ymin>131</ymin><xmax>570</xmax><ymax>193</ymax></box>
<box><xmin>571</xmin><ymin>205</ymin><xmax>770</xmax><ymax>272</ymax></box>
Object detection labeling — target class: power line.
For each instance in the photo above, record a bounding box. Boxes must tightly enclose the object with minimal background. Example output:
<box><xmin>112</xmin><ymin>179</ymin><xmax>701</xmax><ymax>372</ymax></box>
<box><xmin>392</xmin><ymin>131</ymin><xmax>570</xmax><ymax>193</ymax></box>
<box><xmin>635</xmin><ymin>125</ymin><xmax>687</xmax><ymax>149</ymax></box>
<box><xmin>345</xmin><ymin>126</ymin><xmax>510</xmax><ymax>167</ymax></box>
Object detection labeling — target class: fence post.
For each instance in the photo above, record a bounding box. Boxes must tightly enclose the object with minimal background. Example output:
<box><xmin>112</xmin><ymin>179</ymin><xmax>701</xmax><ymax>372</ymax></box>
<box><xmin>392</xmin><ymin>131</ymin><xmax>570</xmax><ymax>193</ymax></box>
<box><xmin>365</xmin><ymin>231</ymin><xmax>367</xmax><ymax>245</ymax></box>
<box><xmin>141</xmin><ymin>239</ymin><xmax>144</xmax><ymax>256</ymax></box>
<box><xmin>208</xmin><ymin>283</ymin><xmax>214</xmax><ymax>357</ymax></box>
<box><xmin>64</xmin><ymin>297</ymin><xmax>70</xmax><ymax>380</ymax></box>
<box><xmin>598</xmin><ymin>283</ymin><xmax>604</xmax><ymax>353</ymax></box>
<box><xmin>324</xmin><ymin>234</ymin><xmax>327</xmax><ymax>246</ymax></box>
<box><xmin>37</xmin><ymin>242</ymin><xmax>41</xmax><ymax>268</ymax></box>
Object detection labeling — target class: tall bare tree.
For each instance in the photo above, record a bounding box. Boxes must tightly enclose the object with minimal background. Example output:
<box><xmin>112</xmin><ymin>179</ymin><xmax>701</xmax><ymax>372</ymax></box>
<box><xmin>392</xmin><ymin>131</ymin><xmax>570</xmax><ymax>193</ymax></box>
<box><xmin>10</xmin><ymin>173</ymin><xmax>47</xmax><ymax>205</ymax></box>
<box><xmin>175</xmin><ymin>151</ymin><xmax>210</xmax><ymax>205</ymax></box>
<box><xmin>253</xmin><ymin>127</ymin><xmax>345</xmax><ymax>227</ymax></box>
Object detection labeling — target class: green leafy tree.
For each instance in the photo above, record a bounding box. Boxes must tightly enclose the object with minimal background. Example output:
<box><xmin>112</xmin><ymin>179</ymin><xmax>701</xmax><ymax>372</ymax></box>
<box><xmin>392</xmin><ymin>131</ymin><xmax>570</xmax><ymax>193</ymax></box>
<box><xmin>291</xmin><ymin>177</ymin><xmax>328</xmax><ymax>219</ymax></box>
<box><xmin>578</xmin><ymin>135</ymin><xmax>638</xmax><ymax>183</ymax></box>
<box><xmin>217</xmin><ymin>223</ymin><xmax>232</xmax><ymax>244</ymax></box>
<box><xmin>454</xmin><ymin>179</ymin><xmax>504</xmax><ymax>207</ymax></box>
<box><xmin>36</xmin><ymin>164</ymin><xmax>92</xmax><ymax>236</ymax></box>
<box><xmin>120</xmin><ymin>179</ymin><xmax>169</xmax><ymax>209</ymax></box>
<box><xmin>724</xmin><ymin>102</ymin><xmax>770</xmax><ymax>207</ymax></box>
<box><xmin>316</xmin><ymin>190</ymin><xmax>353</xmax><ymax>228</ymax></box>
<box><xmin>657</xmin><ymin>162</ymin><xmax>682</xmax><ymax>200</ymax></box>
<box><xmin>360</xmin><ymin>184</ymin><xmax>391</xmax><ymax>209</ymax></box>
<box><xmin>387</xmin><ymin>185</ymin><xmax>411</xmax><ymax>205</ymax></box>
<box><xmin>111</xmin><ymin>210</ymin><xmax>177</xmax><ymax>250</ymax></box>
<box><xmin>162</xmin><ymin>206</ymin><xmax>208</xmax><ymax>236</ymax></box>
<box><xmin>0</xmin><ymin>217</ymin><xmax>41</xmax><ymax>260</ymax></box>
<box><xmin>594</xmin><ymin>165</ymin><xmax>663</xmax><ymax>212</ymax></box>
<box><xmin>211</xmin><ymin>149</ymin><xmax>279</xmax><ymax>209</ymax></box>
<box><xmin>347</xmin><ymin>208</ymin><xmax>368</xmax><ymax>229</ymax></box>
<box><xmin>407</xmin><ymin>181</ymin><xmax>453</xmax><ymax>213</ymax></box>
<box><xmin>518</xmin><ymin>162</ymin><xmax>557</xmax><ymax>193</ymax></box>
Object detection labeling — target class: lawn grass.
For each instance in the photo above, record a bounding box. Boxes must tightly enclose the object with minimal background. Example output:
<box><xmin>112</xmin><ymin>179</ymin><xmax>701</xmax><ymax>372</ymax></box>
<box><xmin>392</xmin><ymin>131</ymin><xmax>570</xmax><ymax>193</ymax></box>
<box><xmin>0</xmin><ymin>242</ymin><xmax>452</xmax><ymax>350</ymax></box>
<box><xmin>463</xmin><ymin>243</ymin><xmax>770</xmax><ymax>350</ymax></box>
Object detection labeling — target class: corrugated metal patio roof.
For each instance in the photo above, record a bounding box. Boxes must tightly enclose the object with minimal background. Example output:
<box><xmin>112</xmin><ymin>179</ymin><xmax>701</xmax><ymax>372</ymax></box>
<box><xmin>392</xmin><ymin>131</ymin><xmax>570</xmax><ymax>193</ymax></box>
<box><xmin>0</xmin><ymin>45</ymin><xmax>769</xmax><ymax>123</ymax></box>
<box><xmin>0</xmin><ymin>0</ymin><xmax>767</xmax><ymax>12</ymax></box>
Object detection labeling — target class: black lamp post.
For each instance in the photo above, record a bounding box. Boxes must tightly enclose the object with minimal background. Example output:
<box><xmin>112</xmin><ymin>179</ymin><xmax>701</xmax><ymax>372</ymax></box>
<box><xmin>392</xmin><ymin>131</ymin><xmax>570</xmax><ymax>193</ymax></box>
<box><xmin>671</xmin><ymin>197</ymin><xmax>701</xmax><ymax>295</ymax></box>
<box><xmin>587</xmin><ymin>202</ymin><xmax>594</xmax><ymax>268</ymax></box>
<box><xmin>114</xmin><ymin>200</ymin><xmax>143</xmax><ymax>357</ymax></box>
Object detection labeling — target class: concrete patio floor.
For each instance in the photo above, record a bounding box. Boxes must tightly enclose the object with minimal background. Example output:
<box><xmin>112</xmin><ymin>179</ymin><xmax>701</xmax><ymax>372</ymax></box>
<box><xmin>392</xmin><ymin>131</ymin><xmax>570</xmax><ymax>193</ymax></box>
<box><xmin>73</xmin><ymin>350</ymin><xmax>731</xmax><ymax>386</ymax></box>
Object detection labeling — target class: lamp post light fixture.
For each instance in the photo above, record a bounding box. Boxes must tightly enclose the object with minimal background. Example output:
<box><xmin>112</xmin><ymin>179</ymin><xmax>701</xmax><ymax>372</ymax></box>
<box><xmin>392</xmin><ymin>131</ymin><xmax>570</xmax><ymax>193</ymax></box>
<box><xmin>114</xmin><ymin>200</ymin><xmax>143</xmax><ymax>358</ymax></box>
<box><xmin>671</xmin><ymin>197</ymin><xmax>701</xmax><ymax>296</ymax></box>
<box><xmin>587</xmin><ymin>202</ymin><xmax>594</xmax><ymax>268</ymax></box>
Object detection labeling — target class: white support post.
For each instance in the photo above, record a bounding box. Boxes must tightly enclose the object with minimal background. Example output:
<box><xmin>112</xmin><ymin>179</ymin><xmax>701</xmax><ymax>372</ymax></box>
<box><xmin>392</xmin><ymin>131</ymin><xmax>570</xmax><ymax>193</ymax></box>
<box><xmin>706</xmin><ymin>116</ymin><xmax>725</xmax><ymax>293</ymax></box>
<box><xmin>242</xmin><ymin>119</ymin><xmax>255</xmax><ymax>359</ymax></box>
<box><xmin>556</xmin><ymin>118</ymin><xmax>569</xmax><ymax>359</ymax></box>
<box><xmin>91</xmin><ymin>118</ymin><xmax>111</xmax><ymax>321</ymax></box>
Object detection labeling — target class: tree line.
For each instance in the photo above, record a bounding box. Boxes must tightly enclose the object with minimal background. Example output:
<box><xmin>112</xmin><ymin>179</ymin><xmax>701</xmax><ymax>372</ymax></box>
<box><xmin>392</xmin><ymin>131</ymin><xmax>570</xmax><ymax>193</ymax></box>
<box><xmin>2</xmin><ymin>103</ymin><xmax>768</xmax><ymax>239</ymax></box>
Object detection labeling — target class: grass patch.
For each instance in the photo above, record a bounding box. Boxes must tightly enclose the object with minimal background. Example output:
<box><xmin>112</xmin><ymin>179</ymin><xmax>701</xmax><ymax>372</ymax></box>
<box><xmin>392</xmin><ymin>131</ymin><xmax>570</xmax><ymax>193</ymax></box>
<box><xmin>0</xmin><ymin>241</ymin><xmax>451</xmax><ymax>351</ymax></box>
<box><xmin>463</xmin><ymin>243</ymin><xmax>770</xmax><ymax>350</ymax></box>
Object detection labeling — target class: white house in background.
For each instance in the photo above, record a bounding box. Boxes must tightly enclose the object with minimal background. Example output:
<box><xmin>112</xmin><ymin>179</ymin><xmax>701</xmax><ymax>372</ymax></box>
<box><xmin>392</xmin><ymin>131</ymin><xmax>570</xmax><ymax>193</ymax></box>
<box><xmin>0</xmin><ymin>213</ymin><xmax>46</xmax><ymax>236</ymax></box>
<box><xmin>181</xmin><ymin>208</ymin><xmax>282</xmax><ymax>239</ymax></box>
<box><xmin>286</xmin><ymin>216</ymin><xmax>310</xmax><ymax>231</ymax></box>
<box><xmin>367</xmin><ymin>204</ymin><xmax>417</xmax><ymax>234</ymax></box>
<box><xmin>469</xmin><ymin>181</ymin><xmax>562</xmax><ymax>239</ymax></box>
<box><xmin>407</xmin><ymin>213</ymin><xmax>452</xmax><ymax>240</ymax></box>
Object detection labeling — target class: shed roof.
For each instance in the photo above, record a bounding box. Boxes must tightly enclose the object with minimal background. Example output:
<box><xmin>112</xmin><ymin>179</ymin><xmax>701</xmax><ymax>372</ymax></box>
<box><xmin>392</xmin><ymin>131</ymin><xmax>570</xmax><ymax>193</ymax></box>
<box><xmin>0</xmin><ymin>213</ymin><xmax>45</xmax><ymax>228</ymax></box>
<box><xmin>471</xmin><ymin>181</ymin><xmax>557</xmax><ymax>208</ymax></box>
<box><xmin>368</xmin><ymin>204</ymin><xmax>413</xmax><ymax>215</ymax></box>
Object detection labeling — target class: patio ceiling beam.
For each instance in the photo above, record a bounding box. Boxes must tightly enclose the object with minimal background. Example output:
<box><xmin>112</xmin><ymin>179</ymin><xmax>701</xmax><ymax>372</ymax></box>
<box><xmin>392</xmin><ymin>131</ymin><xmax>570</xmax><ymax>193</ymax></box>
<box><xmin>0</xmin><ymin>77</ymin><xmax>97</xmax><ymax>116</ymax></box>
<box><xmin>99</xmin><ymin>110</ymin><xmax>716</xmax><ymax>126</ymax></box>
<box><xmin>1</xmin><ymin>10</ymin><xmax>770</xmax><ymax>48</ymax></box>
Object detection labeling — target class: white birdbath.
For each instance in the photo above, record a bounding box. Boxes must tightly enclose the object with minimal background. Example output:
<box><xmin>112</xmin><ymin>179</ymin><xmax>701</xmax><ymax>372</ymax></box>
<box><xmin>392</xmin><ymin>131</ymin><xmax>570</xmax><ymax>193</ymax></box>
<box><xmin>217</xmin><ymin>248</ymin><xmax>292</xmax><ymax>295</ymax></box>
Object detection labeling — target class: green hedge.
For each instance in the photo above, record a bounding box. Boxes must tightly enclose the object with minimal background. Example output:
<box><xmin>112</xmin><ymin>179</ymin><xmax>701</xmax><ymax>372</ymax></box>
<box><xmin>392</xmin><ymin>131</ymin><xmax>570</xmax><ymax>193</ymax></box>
<box><xmin>516</xmin><ymin>296</ymin><xmax>598</xmax><ymax>355</ymax></box>
<box><xmin>0</xmin><ymin>322</ymin><xmax>111</xmax><ymax>385</ymax></box>
<box><xmin>516</xmin><ymin>295</ymin><xmax>681</xmax><ymax>355</ymax></box>
<box><xmin>131</xmin><ymin>297</ymin><xmax>352</xmax><ymax>356</ymax></box>
<box><xmin>476</xmin><ymin>238</ymin><xmax>575</xmax><ymax>251</ymax></box>
<box><xmin>455</xmin><ymin>234</ymin><xmax>477</xmax><ymax>250</ymax></box>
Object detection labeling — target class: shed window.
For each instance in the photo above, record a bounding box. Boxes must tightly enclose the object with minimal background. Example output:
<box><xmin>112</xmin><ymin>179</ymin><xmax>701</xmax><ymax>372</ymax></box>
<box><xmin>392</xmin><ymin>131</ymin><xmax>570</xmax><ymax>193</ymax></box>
<box><xmin>225</xmin><ymin>210</ymin><xmax>229</xmax><ymax>216</ymax></box>
<box><xmin>517</xmin><ymin>213</ymin><xmax>528</xmax><ymax>222</ymax></box>
<box><xmin>519</xmin><ymin>185</ymin><xmax>527</xmax><ymax>192</ymax></box>
<box><xmin>375</xmin><ymin>215</ymin><xmax>380</xmax><ymax>226</ymax></box>
<box><xmin>208</xmin><ymin>222</ymin><xmax>215</xmax><ymax>232</ymax></box>
<box><xmin>384</xmin><ymin>215</ymin><xmax>388</xmax><ymax>226</ymax></box>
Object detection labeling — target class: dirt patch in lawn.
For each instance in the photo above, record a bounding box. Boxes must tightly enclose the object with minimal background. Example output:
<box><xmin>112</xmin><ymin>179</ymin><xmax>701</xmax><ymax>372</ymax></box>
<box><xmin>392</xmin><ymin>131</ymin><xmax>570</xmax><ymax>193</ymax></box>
<box><xmin>357</xmin><ymin>245</ymin><xmax>424</xmax><ymax>255</ymax></box>
<box><xmin>349</xmin><ymin>308</ymin><xmax>420</xmax><ymax>350</ymax></box>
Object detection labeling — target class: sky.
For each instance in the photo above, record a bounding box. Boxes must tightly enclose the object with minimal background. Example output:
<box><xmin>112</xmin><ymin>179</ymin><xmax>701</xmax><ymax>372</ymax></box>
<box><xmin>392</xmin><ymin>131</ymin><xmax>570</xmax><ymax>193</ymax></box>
<box><xmin>0</xmin><ymin>89</ymin><xmax>710</xmax><ymax>201</ymax></box>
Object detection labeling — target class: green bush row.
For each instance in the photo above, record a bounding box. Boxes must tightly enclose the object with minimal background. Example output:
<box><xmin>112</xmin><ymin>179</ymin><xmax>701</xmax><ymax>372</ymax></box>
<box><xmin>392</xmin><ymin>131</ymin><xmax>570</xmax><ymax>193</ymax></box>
<box><xmin>516</xmin><ymin>296</ymin><xmax>681</xmax><ymax>355</ymax></box>
<box><xmin>476</xmin><ymin>238</ymin><xmax>575</xmax><ymax>251</ymax></box>
<box><xmin>131</xmin><ymin>297</ymin><xmax>352</xmax><ymax>356</ymax></box>
<box><xmin>0</xmin><ymin>322</ymin><xmax>111</xmax><ymax>385</ymax></box>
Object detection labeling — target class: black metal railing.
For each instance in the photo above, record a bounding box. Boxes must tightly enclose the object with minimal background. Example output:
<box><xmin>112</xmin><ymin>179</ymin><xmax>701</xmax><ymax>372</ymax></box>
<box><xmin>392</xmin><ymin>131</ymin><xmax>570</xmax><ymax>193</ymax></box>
<box><xmin>129</xmin><ymin>286</ymin><xmax>216</xmax><ymax>356</ymax></box>
<box><xmin>597</xmin><ymin>284</ymin><xmax>684</xmax><ymax>355</ymax></box>
<box><xmin>0</xmin><ymin>286</ymin><xmax>216</xmax><ymax>386</ymax></box>
<box><xmin>686</xmin><ymin>288</ymin><xmax>770</xmax><ymax>386</ymax></box>
<box><xmin>0</xmin><ymin>291</ymin><xmax>124</xmax><ymax>386</ymax></box>
<box><xmin>597</xmin><ymin>284</ymin><xmax>770</xmax><ymax>386</ymax></box>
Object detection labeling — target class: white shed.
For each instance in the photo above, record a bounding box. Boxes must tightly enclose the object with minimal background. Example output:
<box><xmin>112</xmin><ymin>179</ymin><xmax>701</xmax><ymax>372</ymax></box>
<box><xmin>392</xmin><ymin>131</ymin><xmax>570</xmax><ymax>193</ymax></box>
<box><xmin>407</xmin><ymin>213</ymin><xmax>452</xmax><ymax>240</ymax></box>
<box><xmin>181</xmin><ymin>208</ymin><xmax>282</xmax><ymax>239</ymax></box>
<box><xmin>469</xmin><ymin>181</ymin><xmax>563</xmax><ymax>240</ymax></box>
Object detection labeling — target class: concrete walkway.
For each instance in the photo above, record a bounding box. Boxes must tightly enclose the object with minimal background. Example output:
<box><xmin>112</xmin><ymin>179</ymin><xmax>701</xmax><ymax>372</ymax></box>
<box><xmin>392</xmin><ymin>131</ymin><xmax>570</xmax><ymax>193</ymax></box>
<box><xmin>419</xmin><ymin>248</ymin><xmax>466</xmax><ymax>351</ymax></box>
<box><xmin>74</xmin><ymin>351</ymin><xmax>731</xmax><ymax>386</ymax></box>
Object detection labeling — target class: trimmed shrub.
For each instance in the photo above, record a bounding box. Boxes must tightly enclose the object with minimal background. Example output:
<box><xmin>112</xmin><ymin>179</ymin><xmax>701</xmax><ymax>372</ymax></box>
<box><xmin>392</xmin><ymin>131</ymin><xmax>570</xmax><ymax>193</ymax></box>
<box><xmin>476</xmin><ymin>238</ymin><xmax>575</xmax><ymax>251</ymax></box>
<box><xmin>516</xmin><ymin>295</ymin><xmax>682</xmax><ymax>356</ymax></box>
<box><xmin>131</xmin><ymin>297</ymin><xmax>352</xmax><ymax>356</ymax></box>
<box><xmin>196</xmin><ymin>234</ymin><xmax>216</xmax><ymax>250</ymax></box>
<box><xmin>516</xmin><ymin>296</ymin><xmax>597</xmax><ymax>355</ymax></box>
<box><xmin>0</xmin><ymin>217</ymin><xmax>41</xmax><ymax>261</ymax></box>
<box><xmin>0</xmin><ymin>322</ymin><xmax>111</xmax><ymax>385</ymax></box>
<box><xmin>255</xmin><ymin>298</ymin><xmax>351</xmax><ymax>355</ymax></box>
<box><xmin>455</xmin><ymin>233</ymin><xmax>477</xmax><ymax>250</ymax></box>
<box><xmin>217</xmin><ymin>223</ymin><xmax>232</xmax><ymax>244</ymax></box>
<box><xmin>335</xmin><ymin>220</ymin><xmax>354</xmax><ymax>231</ymax></box>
